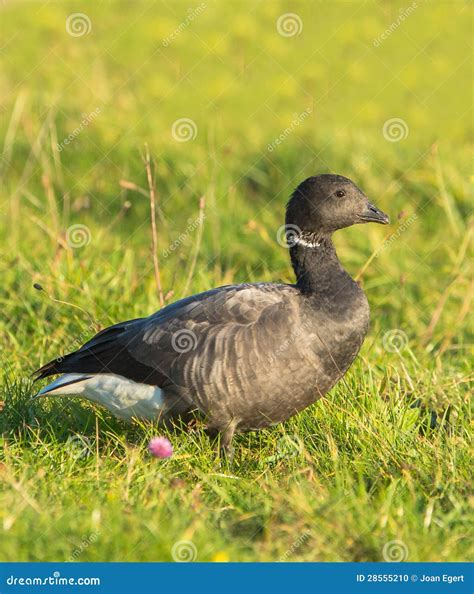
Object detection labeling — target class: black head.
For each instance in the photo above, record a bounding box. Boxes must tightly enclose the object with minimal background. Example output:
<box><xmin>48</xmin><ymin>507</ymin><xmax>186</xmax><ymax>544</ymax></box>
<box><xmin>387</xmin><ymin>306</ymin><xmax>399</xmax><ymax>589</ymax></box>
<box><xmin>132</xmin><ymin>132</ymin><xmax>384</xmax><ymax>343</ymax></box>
<box><xmin>286</xmin><ymin>174</ymin><xmax>389</xmax><ymax>238</ymax></box>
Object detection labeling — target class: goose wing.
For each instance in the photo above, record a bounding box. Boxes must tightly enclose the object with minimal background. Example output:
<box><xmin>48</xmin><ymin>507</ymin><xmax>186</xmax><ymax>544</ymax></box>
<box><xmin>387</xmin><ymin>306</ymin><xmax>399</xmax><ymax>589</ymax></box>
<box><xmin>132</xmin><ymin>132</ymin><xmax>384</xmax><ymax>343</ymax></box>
<box><xmin>34</xmin><ymin>283</ymin><xmax>299</xmax><ymax>394</ymax></box>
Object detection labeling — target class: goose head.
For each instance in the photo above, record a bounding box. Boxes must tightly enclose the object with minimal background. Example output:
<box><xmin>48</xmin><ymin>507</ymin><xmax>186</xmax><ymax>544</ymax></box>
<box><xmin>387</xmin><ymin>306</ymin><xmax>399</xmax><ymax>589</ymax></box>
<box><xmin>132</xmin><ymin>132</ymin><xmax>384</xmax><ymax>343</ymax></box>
<box><xmin>286</xmin><ymin>174</ymin><xmax>389</xmax><ymax>242</ymax></box>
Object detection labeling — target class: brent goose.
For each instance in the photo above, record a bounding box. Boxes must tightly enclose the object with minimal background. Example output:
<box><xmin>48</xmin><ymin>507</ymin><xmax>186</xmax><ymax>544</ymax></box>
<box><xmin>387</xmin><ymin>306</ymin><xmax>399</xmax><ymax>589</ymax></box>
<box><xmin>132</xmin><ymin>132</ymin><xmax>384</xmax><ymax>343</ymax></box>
<box><xmin>34</xmin><ymin>174</ymin><xmax>389</xmax><ymax>451</ymax></box>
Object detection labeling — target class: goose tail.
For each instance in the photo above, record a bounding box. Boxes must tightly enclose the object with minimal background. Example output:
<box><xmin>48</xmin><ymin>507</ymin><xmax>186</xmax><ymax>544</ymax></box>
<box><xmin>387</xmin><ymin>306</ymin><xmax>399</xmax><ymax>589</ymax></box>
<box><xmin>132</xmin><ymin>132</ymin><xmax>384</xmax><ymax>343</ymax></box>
<box><xmin>34</xmin><ymin>374</ymin><xmax>93</xmax><ymax>398</ymax></box>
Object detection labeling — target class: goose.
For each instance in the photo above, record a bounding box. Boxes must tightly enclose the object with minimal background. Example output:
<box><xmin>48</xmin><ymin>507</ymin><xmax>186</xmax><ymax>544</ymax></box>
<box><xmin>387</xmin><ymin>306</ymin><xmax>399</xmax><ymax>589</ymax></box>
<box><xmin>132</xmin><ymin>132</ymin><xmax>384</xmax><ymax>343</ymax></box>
<box><xmin>34</xmin><ymin>174</ymin><xmax>389</xmax><ymax>452</ymax></box>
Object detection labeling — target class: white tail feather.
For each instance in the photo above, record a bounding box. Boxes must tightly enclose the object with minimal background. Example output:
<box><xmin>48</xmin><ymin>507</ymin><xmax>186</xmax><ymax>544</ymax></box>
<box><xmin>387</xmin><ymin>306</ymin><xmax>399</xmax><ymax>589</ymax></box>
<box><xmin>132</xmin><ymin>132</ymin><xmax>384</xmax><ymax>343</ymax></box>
<box><xmin>36</xmin><ymin>373</ymin><xmax>165</xmax><ymax>420</ymax></box>
<box><xmin>37</xmin><ymin>374</ymin><xmax>92</xmax><ymax>396</ymax></box>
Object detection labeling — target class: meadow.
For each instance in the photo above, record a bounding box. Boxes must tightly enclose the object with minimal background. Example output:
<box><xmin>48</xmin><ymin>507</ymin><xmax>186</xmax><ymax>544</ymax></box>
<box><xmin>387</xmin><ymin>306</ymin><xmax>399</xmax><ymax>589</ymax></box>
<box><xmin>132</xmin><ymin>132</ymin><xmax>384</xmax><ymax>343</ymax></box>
<box><xmin>0</xmin><ymin>1</ymin><xmax>472</xmax><ymax>562</ymax></box>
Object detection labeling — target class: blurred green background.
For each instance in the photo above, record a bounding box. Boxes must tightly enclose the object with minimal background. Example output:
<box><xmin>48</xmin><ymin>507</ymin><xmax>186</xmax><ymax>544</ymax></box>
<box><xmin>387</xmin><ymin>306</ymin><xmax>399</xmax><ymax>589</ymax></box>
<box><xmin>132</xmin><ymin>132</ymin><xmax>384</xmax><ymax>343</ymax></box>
<box><xmin>0</xmin><ymin>1</ymin><xmax>472</xmax><ymax>563</ymax></box>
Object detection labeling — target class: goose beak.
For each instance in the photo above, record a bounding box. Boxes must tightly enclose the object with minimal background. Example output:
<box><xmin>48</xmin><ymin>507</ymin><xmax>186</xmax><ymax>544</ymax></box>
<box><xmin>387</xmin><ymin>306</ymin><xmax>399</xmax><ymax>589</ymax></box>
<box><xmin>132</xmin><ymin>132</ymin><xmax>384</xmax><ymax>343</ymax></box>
<box><xmin>360</xmin><ymin>202</ymin><xmax>390</xmax><ymax>225</ymax></box>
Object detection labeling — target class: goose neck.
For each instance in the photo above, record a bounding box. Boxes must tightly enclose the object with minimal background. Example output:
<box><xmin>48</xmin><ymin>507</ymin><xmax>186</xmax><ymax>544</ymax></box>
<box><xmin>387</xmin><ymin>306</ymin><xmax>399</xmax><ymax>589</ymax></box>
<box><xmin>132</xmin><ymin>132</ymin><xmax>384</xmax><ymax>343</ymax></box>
<box><xmin>289</xmin><ymin>235</ymin><xmax>350</xmax><ymax>295</ymax></box>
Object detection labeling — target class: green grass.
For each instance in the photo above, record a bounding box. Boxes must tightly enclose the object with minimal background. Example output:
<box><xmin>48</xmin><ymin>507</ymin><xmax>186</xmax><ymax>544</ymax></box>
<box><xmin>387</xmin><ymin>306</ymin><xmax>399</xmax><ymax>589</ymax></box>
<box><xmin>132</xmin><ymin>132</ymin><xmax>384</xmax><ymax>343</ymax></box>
<box><xmin>0</xmin><ymin>1</ymin><xmax>472</xmax><ymax>562</ymax></box>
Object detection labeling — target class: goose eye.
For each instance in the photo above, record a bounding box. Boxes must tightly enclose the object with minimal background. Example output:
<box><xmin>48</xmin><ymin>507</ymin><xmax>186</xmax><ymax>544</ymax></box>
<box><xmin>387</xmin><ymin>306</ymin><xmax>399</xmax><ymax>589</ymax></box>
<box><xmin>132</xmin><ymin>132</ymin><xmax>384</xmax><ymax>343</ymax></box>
<box><xmin>335</xmin><ymin>190</ymin><xmax>345</xmax><ymax>198</ymax></box>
